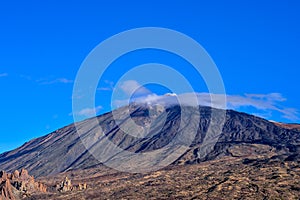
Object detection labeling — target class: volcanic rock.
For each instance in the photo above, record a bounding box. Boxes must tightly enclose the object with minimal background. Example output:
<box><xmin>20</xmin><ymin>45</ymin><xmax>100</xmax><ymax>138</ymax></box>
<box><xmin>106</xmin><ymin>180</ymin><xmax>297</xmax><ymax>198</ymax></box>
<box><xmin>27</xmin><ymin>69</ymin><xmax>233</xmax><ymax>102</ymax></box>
<box><xmin>56</xmin><ymin>176</ymin><xmax>87</xmax><ymax>192</ymax></box>
<box><xmin>0</xmin><ymin>169</ymin><xmax>46</xmax><ymax>199</ymax></box>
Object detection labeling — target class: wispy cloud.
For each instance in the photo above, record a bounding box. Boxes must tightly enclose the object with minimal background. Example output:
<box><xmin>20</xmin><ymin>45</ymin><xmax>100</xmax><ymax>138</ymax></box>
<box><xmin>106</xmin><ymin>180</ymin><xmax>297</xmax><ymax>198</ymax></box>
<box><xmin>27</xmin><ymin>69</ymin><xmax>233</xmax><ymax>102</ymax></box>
<box><xmin>19</xmin><ymin>74</ymin><xmax>32</xmax><ymax>81</ymax></box>
<box><xmin>19</xmin><ymin>74</ymin><xmax>73</xmax><ymax>84</ymax></box>
<box><xmin>71</xmin><ymin>106</ymin><xmax>103</xmax><ymax>118</ymax></box>
<box><xmin>119</xmin><ymin>80</ymin><xmax>151</xmax><ymax>96</ymax></box>
<box><xmin>97</xmin><ymin>80</ymin><xmax>114</xmax><ymax>91</ymax></box>
<box><xmin>97</xmin><ymin>87</ymin><xmax>112</xmax><ymax>91</ymax></box>
<box><xmin>112</xmin><ymin>80</ymin><xmax>157</xmax><ymax>108</ymax></box>
<box><xmin>225</xmin><ymin>93</ymin><xmax>299</xmax><ymax>120</ymax></box>
<box><xmin>226</xmin><ymin>93</ymin><xmax>286</xmax><ymax>109</ymax></box>
<box><xmin>113</xmin><ymin>84</ymin><xmax>299</xmax><ymax>121</ymax></box>
<box><xmin>38</xmin><ymin>78</ymin><xmax>73</xmax><ymax>85</ymax></box>
<box><xmin>0</xmin><ymin>73</ymin><xmax>8</xmax><ymax>77</ymax></box>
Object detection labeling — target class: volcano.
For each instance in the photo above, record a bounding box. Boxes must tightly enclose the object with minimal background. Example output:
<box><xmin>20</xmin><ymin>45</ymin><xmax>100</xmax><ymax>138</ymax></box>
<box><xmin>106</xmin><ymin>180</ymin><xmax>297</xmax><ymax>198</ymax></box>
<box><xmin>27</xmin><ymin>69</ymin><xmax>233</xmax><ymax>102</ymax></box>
<box><xmin>0</xmin><ymin>104</ymin><xmax>299</xmax><ymax>178</ymax></box>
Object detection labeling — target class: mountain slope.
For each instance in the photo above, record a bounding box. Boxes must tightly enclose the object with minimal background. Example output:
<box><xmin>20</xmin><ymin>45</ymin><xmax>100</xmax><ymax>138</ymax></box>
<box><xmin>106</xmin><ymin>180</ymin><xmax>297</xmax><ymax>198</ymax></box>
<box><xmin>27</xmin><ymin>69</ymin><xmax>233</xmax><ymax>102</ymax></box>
<box><xmin>0</xmin><ymin>104</ymin><xmax>299</xmax><ymax>177</ymax></box>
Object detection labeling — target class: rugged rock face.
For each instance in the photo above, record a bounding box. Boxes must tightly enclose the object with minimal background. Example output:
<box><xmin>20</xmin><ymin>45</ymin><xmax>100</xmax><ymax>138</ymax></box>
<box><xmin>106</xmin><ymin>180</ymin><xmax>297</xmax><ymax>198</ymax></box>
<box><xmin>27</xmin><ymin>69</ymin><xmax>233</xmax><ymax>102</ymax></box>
<box><xmin>0</xmin><ymin>169</ymin><xmax>46</xmax><ymax>199</ymax></box>
<box><xmin>0</xmin><ymin>104</ymin><xmax>299</xmax><ymax>177</ymax></box>
<box><xmin>56</xmin><ymin>177</ymin><xmax>72</xmax><ymax>192</ymax></box>
<box><xmin>56</xmin><ymin>176</ymin><xmax>87</xmax><ymax>192</ymax></box>
<box><xmin>0</xmin><ymin>172</ymin><xmax>16</xmax><ymax>200</ymax></box>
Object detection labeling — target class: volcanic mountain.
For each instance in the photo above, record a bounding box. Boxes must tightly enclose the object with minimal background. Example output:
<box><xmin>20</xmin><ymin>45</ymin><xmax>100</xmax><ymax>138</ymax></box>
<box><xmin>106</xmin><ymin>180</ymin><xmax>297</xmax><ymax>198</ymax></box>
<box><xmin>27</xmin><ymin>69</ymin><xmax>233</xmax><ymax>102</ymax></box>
<box><xmin>0</xmin><ymin>104</ymin><xmax>299</xmax><ymax>179</ymax></box>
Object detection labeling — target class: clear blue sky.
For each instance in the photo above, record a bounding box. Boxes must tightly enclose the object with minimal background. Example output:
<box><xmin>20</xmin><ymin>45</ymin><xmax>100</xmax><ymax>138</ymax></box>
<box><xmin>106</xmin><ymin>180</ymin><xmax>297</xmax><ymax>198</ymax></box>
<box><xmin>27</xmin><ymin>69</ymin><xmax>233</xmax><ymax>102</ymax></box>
<box><xmin>0</xmin><ymin>0</ymin><xmax>299</xmax><ymax>153</ymax></box>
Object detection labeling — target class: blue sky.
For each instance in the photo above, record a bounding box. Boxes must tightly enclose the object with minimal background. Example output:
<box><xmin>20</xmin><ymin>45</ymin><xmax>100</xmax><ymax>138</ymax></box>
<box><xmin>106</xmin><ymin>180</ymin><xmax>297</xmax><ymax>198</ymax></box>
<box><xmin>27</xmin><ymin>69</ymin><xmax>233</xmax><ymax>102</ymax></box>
<box><xmin>0</xmin><ymin>0</ymin><xmax>300</xmax><ymax>153</ymax></box>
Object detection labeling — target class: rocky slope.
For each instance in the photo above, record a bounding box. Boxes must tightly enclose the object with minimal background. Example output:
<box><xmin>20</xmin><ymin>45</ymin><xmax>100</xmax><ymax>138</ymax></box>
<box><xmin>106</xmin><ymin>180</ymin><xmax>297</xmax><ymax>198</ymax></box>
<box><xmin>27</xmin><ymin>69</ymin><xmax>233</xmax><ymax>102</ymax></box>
<box><xmin>0</xmin><ymin>104</ymin><xmax>299</xmax><ymax>178</ymax></box>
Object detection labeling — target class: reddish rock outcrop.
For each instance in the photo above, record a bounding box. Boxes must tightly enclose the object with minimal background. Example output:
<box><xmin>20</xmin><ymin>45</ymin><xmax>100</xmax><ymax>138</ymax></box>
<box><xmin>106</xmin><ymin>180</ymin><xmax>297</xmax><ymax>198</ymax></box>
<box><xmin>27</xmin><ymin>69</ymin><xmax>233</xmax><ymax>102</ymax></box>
<box><xmin>0</xmin><ymin>178</ymin><xmax>15</xmax><ymax>200</ymax></box>
<box><xmin>0</xmin><ymin>169</ymin><xmax>47</xmax><ymax>199</ymax></box>
<box><xmin>56</xmin><ymin>176</ymin><xmax>87</xmax><ymax>192</ymax></box>
<box><xmin>0</xmin><ymin>171</ymin><xmax>16</xmax><ymax>200</ymax></box>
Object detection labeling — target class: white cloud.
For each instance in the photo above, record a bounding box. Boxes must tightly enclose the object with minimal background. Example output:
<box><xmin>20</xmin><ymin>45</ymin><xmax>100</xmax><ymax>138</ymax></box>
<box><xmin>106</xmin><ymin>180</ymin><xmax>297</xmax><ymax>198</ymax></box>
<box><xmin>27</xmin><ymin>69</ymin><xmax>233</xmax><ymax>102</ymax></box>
<box><xmin>224</xmin><ymin>93</ymin><xmax>298</xmax><ymax>119</ymax></box>
<box><xmin>165</xmin><ymin>93</ymin><xmax>177</xmax><ymax>97</ymax></box>
<box><xmin>72</xmin><ymin>106</ymin><xmax>103</xmax><ymax>117</ymax></box>
<box><xmin>56</xmin><ymin>78</ymin><xmax>73</xmax><ymax>84</ymax></box>
<box><xmin>227</xmin><ymin>93</ymin><xmax>286</xmax><ymax>109</ymax></box>
<box><xmin>114</xmin><ymin>90</ymin><xmax>299</xmax><ymax>121</ymax></box>
<box><xmin>192</xmin><ymin>93</ymin><xmax>298</xmax><ymax>121</ymax></box>
<box><xmin>110</xmin><ymin>80</ymin><xmax>299</xmax><ymax>121</ymax></box>
<box><xmin>245</xmin><ymin>93</ymin><xmax>286</xmax><ymax>102</ymax></box>
<box><xmin>19</xmin><ymin>74</ymin><xmax>32</xmax><ymax>80</ymax></box>
<box><xmin>38</xmin><ymin>78</ymin><xmax>73</xmax><ymax>84</ymax></box>
<box><xmin>113</xmin><ymin>94</ymin><xmax>162</xmax><ymax>108</ymax></box>
<box><xmin>280</xmin><ymin>108</ymin><xmax>299</xmax><ymax>121</ymax></box>
<box><xmin>119</xmin><ymin>80</ymin><xmax>151</xmax><ymax>96</ymax></box>
<box><xmin>97</xmin><ymin>87</ymin><xmax>112</xmax><ymax>91</ymax></box>
<box><xmin>97</xmin><ymin>80</ymin><xmax>114</xmax><ymax>91</ymax></box>
<box><xmin>227</xmin><ymin>93</ymin><xmax>299</xmax><ymax>121</ymax></box>
<box><xmin>0</xmin><ymin>73</ymin><xmax>8</xmax><ymax>77</ymax></box>
<box><xmin>122</xmin><ymin>92</ymin><xmax>225</xmax><ymax>109</ymax></box>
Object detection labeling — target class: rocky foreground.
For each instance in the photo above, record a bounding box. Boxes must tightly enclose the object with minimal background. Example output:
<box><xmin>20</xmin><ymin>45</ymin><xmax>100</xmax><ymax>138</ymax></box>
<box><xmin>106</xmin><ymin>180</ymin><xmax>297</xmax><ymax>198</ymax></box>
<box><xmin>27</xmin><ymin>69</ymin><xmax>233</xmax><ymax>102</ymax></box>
<box><xmin>2</xmin><ymin>152</ymin><xmax>299</xmax><ymax>199</ymax></box>
<box><xmin>0</xmin><ymin>169</ymin><xmax>88</xmax><ymax>200</ymax></box>
<box><xmin>30</xmin><ymin>152</ymin><xmax>300</xmax><ymax>199</ymax></box>
<box><xmin>0</xmin><ymin>169</ymin><xmax>46</xmax><ymax>200</ymax></box>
